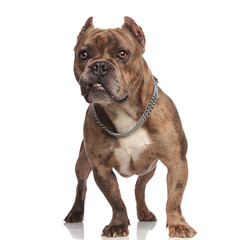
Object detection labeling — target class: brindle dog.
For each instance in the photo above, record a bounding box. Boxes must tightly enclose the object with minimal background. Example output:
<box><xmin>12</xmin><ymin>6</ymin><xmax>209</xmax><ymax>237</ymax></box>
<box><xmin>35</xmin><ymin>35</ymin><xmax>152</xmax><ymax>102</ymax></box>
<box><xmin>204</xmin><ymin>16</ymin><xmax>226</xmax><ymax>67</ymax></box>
<box><xmin>65</xmin><ymin>17</ymin><xmax>197</xmax><ymax>238</ymax></box>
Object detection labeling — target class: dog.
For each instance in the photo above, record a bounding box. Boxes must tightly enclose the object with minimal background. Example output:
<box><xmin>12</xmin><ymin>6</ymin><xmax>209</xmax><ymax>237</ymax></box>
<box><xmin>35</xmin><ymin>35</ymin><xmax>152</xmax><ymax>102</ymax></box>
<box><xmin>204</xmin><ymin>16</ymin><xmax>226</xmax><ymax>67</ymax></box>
<box><xmin>64</xmin><ymin>16</ymin><xmax>197</xmax><ymax>238</ymax></box>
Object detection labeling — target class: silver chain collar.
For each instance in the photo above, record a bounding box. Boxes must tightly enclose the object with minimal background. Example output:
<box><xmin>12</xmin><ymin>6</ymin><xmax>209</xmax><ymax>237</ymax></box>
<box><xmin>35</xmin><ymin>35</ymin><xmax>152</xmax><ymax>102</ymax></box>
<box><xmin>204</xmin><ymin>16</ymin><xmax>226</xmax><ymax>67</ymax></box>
<box><xmin>91</xmin><ymin>76</ymin><xmax>159</xmax><ymax>138</ymax></box>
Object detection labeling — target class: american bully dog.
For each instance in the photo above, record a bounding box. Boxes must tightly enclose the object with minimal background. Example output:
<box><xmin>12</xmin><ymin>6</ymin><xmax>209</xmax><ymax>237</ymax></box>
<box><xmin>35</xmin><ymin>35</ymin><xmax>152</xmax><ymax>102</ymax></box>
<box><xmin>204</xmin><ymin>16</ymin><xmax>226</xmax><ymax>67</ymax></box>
<box><xmin>65</xmin><ymin>16</ymin><xmax>197</xmax><ymax>238</ymax></box>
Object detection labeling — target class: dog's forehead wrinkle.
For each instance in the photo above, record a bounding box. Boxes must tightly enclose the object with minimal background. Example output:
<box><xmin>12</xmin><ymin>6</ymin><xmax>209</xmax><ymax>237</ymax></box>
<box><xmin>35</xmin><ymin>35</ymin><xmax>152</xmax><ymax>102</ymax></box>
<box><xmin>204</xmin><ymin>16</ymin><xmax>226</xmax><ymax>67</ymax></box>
<box><xmin>95</xmin><ymin>29</ymin><xmax>130</xmax><ymax>50</ymax></box>
<box><xmin>88</xmin><ymin>30</ymin><xmax>114</xmax><ymax>48</ymax></box>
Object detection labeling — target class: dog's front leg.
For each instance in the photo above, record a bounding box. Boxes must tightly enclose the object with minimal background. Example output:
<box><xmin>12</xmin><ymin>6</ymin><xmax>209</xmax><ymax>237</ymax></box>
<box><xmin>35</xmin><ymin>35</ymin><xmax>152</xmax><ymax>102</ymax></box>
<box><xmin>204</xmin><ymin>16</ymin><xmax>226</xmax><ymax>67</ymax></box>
<box><xmin>93</xmin><ymin>168</ymin><xmax>130</xmax><ymax>237</ymax></box>
<box><xmin>165</xmin><ymin>159</ymin><xmax>197</xmax><ymax>238</ymax></box>
<box><xmin>65</xmin><ymin>141</ymin><xmax>92</xmax><ymax>223</ymax></box>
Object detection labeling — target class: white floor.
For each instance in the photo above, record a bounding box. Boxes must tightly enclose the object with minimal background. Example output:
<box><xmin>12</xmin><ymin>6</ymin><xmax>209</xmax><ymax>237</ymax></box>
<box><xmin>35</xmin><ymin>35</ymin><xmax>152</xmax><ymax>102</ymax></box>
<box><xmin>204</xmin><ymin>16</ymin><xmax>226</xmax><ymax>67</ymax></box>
<box><xmin>64</xmin><ymin>221</ymin><xmax>167</xmax><ymax>240</ymax></box>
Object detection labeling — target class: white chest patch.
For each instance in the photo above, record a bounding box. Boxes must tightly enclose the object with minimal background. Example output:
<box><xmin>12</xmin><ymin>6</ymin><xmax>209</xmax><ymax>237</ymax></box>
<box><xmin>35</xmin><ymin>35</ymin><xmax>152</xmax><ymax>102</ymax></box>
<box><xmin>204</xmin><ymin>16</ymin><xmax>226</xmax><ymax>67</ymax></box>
<box><xmin>113</xmin><ymin>110</ymin><xmax>152</xmax><ymax>176</ymax></box>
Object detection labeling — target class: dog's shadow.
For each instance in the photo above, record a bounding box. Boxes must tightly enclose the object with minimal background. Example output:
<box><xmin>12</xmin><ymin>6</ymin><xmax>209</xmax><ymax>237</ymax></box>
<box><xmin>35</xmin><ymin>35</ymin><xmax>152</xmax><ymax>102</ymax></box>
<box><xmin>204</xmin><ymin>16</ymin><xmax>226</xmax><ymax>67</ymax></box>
<box><xmin>136</xmin><ymin>221</ymin><xmax>156</xmax><ymax>240</ymax></box>
<box><xmin>64</xmin><ymin>222</ymin><xmax>84</xmax><ymax>239</ymax></box>
<box><xmin>64</xmin><ymin>221</ymin><xmax>156</xmax><ymax>240</ymax></box>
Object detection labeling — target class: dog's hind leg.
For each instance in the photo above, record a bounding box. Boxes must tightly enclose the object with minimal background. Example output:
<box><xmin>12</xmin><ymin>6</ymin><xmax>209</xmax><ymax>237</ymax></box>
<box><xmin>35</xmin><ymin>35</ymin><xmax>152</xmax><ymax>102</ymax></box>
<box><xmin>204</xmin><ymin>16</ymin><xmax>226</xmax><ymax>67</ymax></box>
<box><xmin>64</xmin><ymin>140</ymin><xmax>92</xmax><ymax>223</ymax></box>
<box><xmin>135</xmin><ymin>167</ymin><xmax>157</xmax><ymax>221</ymax></box>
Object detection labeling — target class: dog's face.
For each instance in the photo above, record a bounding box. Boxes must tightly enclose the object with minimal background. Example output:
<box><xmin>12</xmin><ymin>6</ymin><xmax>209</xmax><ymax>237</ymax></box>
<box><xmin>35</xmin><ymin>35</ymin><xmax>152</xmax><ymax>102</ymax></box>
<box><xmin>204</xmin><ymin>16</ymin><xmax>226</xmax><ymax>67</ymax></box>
<box><xmin>74</xmin><ymin>17</ymin><xmax>146</xmax><ymax>104</ymax></box>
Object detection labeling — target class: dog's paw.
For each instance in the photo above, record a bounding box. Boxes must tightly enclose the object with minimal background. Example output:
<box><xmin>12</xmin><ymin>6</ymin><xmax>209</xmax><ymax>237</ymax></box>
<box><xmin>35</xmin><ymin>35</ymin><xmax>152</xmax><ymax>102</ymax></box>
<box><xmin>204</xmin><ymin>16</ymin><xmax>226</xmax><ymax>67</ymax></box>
<box><xmin>168</xmin><ymin>223</ymin><xmax>197</xmax><ymax>238</ymax></box>
<box><xmin>138</xmin><ymin>210</ymin><xmax>157</xmax><ymax>221</ymax></box>
<box><xmin>101</xmin><ymin>224</ymin><xmax>129</xmax><ymax>238</ymax></box>
<box><xmin>64</xmin><ymin>209</ymin><xmax>84</xmax><ymax>223</ymax></box>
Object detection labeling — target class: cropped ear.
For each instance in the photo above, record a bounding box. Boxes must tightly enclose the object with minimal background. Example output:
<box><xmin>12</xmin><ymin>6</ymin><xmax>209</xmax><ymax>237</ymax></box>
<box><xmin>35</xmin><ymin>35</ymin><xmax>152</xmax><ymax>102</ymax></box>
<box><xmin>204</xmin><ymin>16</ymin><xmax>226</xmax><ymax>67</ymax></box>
<box><xmin>122</xmin><ymin>16</ymin><xmax>145</xmax><ymax>48</ymax></box>
<box><xmin>77</xmin><ymin>17</ymin><xmax>94</xmax><ymax>39</ymax></box>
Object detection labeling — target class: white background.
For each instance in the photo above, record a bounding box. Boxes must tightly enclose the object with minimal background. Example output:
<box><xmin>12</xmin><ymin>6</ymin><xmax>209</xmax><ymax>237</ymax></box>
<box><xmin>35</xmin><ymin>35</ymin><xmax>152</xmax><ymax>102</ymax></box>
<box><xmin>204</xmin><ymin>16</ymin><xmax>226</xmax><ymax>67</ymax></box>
<box><xmin>0</xmin><ymin>0</ymin><xmax>240</xmax><ymax>239</ymax></box>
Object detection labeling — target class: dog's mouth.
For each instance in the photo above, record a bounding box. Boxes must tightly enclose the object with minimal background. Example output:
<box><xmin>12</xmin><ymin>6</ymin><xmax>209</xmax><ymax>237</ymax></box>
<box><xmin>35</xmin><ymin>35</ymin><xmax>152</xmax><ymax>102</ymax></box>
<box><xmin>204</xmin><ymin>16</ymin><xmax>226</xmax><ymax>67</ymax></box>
<box><xmin>86</xmin><ymin>81</ymin><xmax>128</xmax><ymax>104</ymax></box>
<box><xmin>88</xmin><ymin>81</ymin><xmax>107</xmax><ymax>94</ymax></box>
<box><xmin>91</xmin><ymin>82</ymin><xmax>104</xmax><ymax>89</ymax></box>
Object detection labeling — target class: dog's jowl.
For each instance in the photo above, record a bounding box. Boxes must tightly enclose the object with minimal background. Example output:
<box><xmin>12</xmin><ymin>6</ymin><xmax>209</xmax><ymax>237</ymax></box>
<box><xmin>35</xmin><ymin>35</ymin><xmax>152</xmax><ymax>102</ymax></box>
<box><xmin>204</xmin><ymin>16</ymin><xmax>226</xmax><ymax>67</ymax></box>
<box><xmin>65</xmin><ymin>17</ymin><xmax>197</xmax><ymax>238</ymax></box>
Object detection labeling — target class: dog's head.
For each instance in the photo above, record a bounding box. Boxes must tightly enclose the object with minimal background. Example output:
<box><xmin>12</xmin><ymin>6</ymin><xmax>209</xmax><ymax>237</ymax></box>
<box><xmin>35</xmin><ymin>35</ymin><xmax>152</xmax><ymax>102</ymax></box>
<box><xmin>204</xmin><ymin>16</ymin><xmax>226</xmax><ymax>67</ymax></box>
<box><xmin>74</xmin><ymin>17</ymin><xmax>146</xmax><ymax>104</ymax></box>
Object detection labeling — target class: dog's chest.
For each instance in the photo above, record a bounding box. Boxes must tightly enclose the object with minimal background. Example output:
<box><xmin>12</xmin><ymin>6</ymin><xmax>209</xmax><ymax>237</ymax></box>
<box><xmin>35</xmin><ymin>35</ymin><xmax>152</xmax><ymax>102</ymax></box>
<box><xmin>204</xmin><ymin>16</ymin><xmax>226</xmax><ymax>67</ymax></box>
<box><xmin>113</xmin><ymin>110</ymin><xmax>152</xmax><ymax>176</ymax></box>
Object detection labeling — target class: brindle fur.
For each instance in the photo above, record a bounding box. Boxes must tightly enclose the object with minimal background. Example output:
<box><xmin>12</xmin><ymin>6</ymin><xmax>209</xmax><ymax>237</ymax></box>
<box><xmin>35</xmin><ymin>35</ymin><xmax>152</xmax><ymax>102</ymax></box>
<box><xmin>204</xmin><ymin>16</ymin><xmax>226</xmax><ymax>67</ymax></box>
<box><xmin>65</xmin><ymin>17</ymin><xmax>197</xmax><ymax>238</ymax></box>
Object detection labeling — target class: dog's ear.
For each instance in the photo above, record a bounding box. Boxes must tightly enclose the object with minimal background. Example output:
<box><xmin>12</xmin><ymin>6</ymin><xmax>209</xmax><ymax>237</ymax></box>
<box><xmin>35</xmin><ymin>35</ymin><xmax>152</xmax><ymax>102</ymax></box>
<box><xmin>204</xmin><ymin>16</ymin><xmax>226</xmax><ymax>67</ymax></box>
<box><xmin>122</xmin><ymin>17</ymin><xmax>145</xmax><ymax>49</ymax></box>
<box><xmin>77</xmin><ymin>17</ymin><xmax>94</xmax><ymax>39</ymax></box>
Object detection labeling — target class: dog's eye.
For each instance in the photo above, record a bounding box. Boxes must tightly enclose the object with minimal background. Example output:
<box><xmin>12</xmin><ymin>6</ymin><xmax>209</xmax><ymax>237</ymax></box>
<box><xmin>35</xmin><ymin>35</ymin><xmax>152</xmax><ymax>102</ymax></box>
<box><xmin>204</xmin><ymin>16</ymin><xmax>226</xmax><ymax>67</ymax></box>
<box><xmin>79</xmin><ymin>51</ymin><xmax>88</xmax><ymax>60</ymax></box>
<box><xmin>117</xmin><ymin>51</ymin><xmax>128</xmax><ymax>60</ymax></box>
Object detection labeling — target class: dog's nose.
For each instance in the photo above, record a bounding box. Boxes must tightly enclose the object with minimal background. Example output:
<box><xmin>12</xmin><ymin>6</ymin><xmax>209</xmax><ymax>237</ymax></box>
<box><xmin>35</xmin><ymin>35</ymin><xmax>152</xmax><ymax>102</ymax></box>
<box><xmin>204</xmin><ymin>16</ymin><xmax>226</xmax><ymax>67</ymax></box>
<box><xmin>90</xmin><ymin>61</ymin><xmax>110</xmax><ymax>76</ymax></box>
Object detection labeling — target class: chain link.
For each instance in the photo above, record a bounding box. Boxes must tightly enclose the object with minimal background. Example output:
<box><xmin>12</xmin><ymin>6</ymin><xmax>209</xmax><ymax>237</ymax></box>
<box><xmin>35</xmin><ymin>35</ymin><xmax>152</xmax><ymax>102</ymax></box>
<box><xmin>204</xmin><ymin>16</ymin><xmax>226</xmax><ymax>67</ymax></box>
<box><xmin>91</xmin><ymin>76</ymin><xmax>159</xmax><ymax>138</ymax></box>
